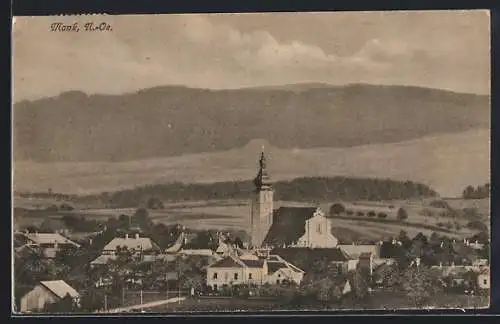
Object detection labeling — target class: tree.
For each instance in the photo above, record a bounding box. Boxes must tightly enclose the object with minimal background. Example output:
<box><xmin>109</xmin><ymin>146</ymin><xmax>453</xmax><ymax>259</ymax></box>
<box><xmin>233</xmin><ymin>237</ymin><xmax>244</xmax><ymax>249</ymax></box>
<box><xmin>462</xmin><ymin>185</ymin><xmax>476</xmax><ymax>199</ymax></box>
<box><xmin>351</xmin><ymin>269</ymin><xmax>369</xmax><ymax>300</ymax></box>
<box><xmin>397</xmin><ymin>208</ymin><xmax>408</xmax><ymax>221</ymax></box>
<box><xmin>79</xmin><ymin>288</ymin><xmax>104</xmax><ymax>312</ymax></box>
<box><xmin>133</xmin><ymin>208</ymin><xmax>150</xmax><ymax>230</ymax></box>
<box><xmin>146</xmin><ymin>197</ymin><xmax>164</xmax><ymax>210</ymax></box>
<box><xmin>181</xmin><ymin>273</ymin><xmax>205</xmax><ymax>292</ymax></box>
<box><xmin>400</xmin><ymin>267</ymin><xmax>443</xmax><ymax>307</ymax></box>
<box><xmin>374</xmin><ymin>264</ymin><xmax>401</xmax><ymax>289</ymax></box>
<box><xmin>398</xmin><ymin>230</ymin><xmax>410</xmax><ymax>246</ymax></box>
<box><xmin>54</xmin><ymin>244</ymin><xmax>86</xmax><ymax>269</ymax></box>
<box><xmin>43</xmin><ymin>294</ymin><xmax>77</xmax><ymax>313</ymax></box>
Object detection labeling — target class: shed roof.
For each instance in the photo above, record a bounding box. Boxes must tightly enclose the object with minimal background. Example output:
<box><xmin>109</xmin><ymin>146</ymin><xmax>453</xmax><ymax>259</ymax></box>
<box><xmin>208</xmin><ymin>256</ymin><xmax>245</xmax><ymax>268</ymax></box>
<box><xmin>24</xmin><ymin>233</ymin><xmax>80</xmax><ymax>247</ymax></box>
<box><xmin>241</xmin><ymin>259</ymin><xmax>265</xmax><ymax>268</ymax></box>
<box><xmin>270</xmin><ymin>247</ymin><xmax>351</xmax><ymax>271</ymax></box>
<box><xmin>103</xmin><ymin>236</ymin><xmax>160</xmax><ymax>251</ymax></box>
<box><xmin>40</xmin><ymin>280</ymin><xmax>79</xmax><ymax>299</ymax></box>
<box><xmin>338</xmin><ymin>244</ymin><xmax>378</xmax><ymax>259</ymax></box>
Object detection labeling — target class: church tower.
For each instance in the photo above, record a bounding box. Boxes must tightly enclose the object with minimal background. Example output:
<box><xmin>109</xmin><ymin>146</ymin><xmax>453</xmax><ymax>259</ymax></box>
<box><xmin>250</xmin><ymin>151</ymin><xmax>274</xmax><ymax>248</ymax></box>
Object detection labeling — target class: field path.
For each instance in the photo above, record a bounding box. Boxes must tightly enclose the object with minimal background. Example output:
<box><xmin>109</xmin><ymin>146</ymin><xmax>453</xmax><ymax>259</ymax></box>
<box><xmin>101</xmin><ymin>297</ymin><xmax>187</xmax><ymax>313</ymax></box>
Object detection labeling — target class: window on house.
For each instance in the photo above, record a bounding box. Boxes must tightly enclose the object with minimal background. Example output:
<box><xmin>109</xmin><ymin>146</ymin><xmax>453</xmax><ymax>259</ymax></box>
<box><xmin>317</xmin><ymin>223</ymin><xmax>322</xmax><ymax>234</ymax></box>
<box><xmin>249</xmin><ymin>273</ymin><xmax>253</xmax><ymax>280</ymax></box>
<box><xmin>276</xmin><ymin>280</ymin><xmax>280</xmax><ymax>284</ymax></box>
<box><xmin>224</xmin><ymin>272</ymin><xmax>229</xmax><ymax>281</ymax></box>
<box><xmin>234</xmin><ymin>273</ymin><xmax>239</xmax><ymax>280</ymax></box>
<box><xmin>278</xmin><ymin>274</ymin><xmax>281</xmax><ymax>278</ymax></box>
<box><xmin>484</xmin><ymin>279</ymin><xmax>488</xmax><ymax>285</ymax></box>
<box><xmin>213</xmin><ymin>272</ymin><xmax>218</xmax><ymax>279</ymax></box>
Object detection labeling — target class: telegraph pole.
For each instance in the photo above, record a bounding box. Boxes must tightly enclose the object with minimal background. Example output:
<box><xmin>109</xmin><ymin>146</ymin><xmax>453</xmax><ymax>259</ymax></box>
<box><xmin>177</xmin><ymin>257</ymin><xmax>181</xmax><ymax>304</ymax></box>
<box><xmin>166</xmin><ymin>273</ymin><xmax>169</xmax><ymax>310</ymax></box>
<box><xmin>104</xmin><ymin>294</ymin><xmax>108</xmax><ymax>313</ymax></box>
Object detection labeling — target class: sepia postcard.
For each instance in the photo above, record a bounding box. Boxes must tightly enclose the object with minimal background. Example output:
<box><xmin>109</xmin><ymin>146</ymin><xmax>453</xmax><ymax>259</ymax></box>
<box><xmin>12</xmin><ymin>10</ymin><xmax>491</xmax><ymax>314</ymax></box>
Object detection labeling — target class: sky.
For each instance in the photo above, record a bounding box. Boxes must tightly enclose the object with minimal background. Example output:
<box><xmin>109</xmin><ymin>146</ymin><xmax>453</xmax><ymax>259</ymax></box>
<box><xmin>13</xmin><ymin>10</ymin><xmax>490</xmax><ymax>102</ymax></box>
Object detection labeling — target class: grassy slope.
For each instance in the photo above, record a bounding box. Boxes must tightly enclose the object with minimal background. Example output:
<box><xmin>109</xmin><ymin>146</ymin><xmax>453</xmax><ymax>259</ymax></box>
<box><xmin>14</xmin><ymin>128</ymin><xmax>490</xmax><ymax>198</ymax></box>
<box><xmin>13</xmin><ymin>198</ymin><xmax>488</xmax><ymax>241</ymax></box>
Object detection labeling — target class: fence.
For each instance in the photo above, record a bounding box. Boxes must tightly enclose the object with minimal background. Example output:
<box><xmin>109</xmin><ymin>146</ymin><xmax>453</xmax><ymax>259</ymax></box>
<box><xmin>120</xmin><ymin>290</ymin><xmax>189</xmax><ymax>307</ymax></box>
<box><xmin>93</xmin><ymin>290</ymin><xmax>190</xmax><ymax>313</ymax></box>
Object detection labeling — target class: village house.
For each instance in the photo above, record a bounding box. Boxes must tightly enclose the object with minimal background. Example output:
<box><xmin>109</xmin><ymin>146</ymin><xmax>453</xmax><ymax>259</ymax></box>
<box><xmin>206</xmin><ymin>255</ymin><xmax>268</xmax><ymax>290</ymax></box>
<box><xmin>90</xmin><ymin>233</ymin><xmax>161</xmax><ymax>267</ymax></box>
<box><xmin>265</xmin><ymin>254</ymin><xmax>305</xmax><ymax>285</ymax></box>
<box><xmin>20</xmin><ymin>280</ymin><xmax>80</xmax><ymax>313</ymax></box>
<box><xmin>206</xmin><ymin>253</ymin><xmax>304</xmax><ymax>290</ymax></box>
<box><xmin>177</xmin><ymin>248</ymin><xmax>222</xmax><ymax>265</ymax></box>
<box><xmin>15</xmin><ymin>231</ymin><xmax>80</xmax><ymax>258</ymax></box>
<box><xmin>477</xmin><ymin>267</ymin><xmax>490</xmax><ymax>290</ymax></box>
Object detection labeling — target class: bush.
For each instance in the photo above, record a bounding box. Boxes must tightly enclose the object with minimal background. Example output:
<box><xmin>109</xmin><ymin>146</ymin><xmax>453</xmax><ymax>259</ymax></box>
<box><xmin>467</xmin><ymin>221</ymin><xmax>488</xmax><ymax>232</ymax></box>
<box><xmin>437</xmin><ymin>221</ymin><xmax>453</xmax><ymax>230</ymax></box>
<box><xmin>397</xmin><ymin>209</ymin><xmax>409</xmax><ymax>221</ymax></box>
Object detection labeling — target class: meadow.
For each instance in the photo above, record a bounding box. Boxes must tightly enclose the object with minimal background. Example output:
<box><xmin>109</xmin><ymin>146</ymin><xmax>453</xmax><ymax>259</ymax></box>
<box><xmin>13</xmin><ymin>197</ymin><xmax>487</xmax><ymax>242</ymax></box>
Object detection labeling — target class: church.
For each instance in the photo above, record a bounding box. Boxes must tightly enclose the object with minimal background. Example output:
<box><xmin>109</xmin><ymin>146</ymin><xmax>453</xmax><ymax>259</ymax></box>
<box><xmin>249</xmin><ymin>152</ymin><xmax>338</xmax><ymax>249</ymax></box>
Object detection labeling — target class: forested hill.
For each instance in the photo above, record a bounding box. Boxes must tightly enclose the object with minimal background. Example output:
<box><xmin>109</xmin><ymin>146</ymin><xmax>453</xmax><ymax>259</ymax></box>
<box><xmin>14</xmin><ymin>83</ymin><xmax>489</xmax><ymax>162</ymax></box>
<box><xmin>18</xmin><ymin>177</ymin><xmax>438</xmax><ymax>209</ymax></box>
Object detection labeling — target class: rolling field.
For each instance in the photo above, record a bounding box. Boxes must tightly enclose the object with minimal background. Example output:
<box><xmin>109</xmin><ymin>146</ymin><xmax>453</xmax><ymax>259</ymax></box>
<box><xmin>13</xmin><ymin>198</ymin><xmax>486</xmax><ymax>241</ymax></box>
<box><xmin>13</xmin><ymin>129</ymin><xmax>490</xmax><ymax>198</ymax></box>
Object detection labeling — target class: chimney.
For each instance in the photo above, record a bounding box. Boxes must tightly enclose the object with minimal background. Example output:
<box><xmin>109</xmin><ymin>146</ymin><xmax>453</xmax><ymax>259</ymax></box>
<box><xmin>125</xmin><ymin>234</ymin><xmax>129</xmax><ymax>239</ymax></box>
<box><xmin>135</xmin><ymin>233</ymin><xmax>139</xmax><ymax>239</ymax></box>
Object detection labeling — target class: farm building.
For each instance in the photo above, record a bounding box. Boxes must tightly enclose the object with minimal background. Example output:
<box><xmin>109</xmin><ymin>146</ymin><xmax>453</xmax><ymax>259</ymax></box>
<box><xmin>206</xmin><ymin>253</ymin><xmax>304</xmax><ymax>290</ymax></box>
<box><xmin>477</xmin><ymin>267</ymin><xmax>490</xmax><ymax>290</ymax></box>
<box><xmin>15</xmin><ymin>232</ymin><xmax>80</xmax><ymax>258</ymax></box>
<box><xmin>90</xmin><ymin>233</ymin><xmax>161</xmax><ymax>267</ymax></box>
<box><xmin>20</xmin><ymin>280</ymin><xmax>80</xmax><ymax>313</ymax></box>
<box><xmin>329</xmin><ymin>202</ymin><xmax>408</xmax><ymax>220</ymax></box>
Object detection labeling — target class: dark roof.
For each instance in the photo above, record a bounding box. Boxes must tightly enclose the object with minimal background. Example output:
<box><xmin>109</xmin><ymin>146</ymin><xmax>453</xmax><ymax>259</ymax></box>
<box><xmin>267</xmin><ymin>261</ymin><xmax>288</xmax><ymax>274</ymax></box>
<box><xmin>270</xmin><ymin>247</ymin><xmax>351</xmax><ymax>271</ymax></box>
<box><xmin>359</xmin><ymin>252</ymin><xmax>373</xmax><ymax>258</ymax></box>
<box><xmin>263</xmin><ymin>207</ymin><xmax>317</xmax><ymax>247</ymax></box>
<box><xmin>452</xmin><ymin>243</ymin><xmax>478</xmax><ymax>261</ymax></box>
<box><xmin>241</xmin><ymin>259</ymin><xmax>265</xmax><ymax>268</ymax></box>
<box><xmin>208</xmin><ymin>256</ymin><xmax>244</xmax><ymax>268</ymax></box>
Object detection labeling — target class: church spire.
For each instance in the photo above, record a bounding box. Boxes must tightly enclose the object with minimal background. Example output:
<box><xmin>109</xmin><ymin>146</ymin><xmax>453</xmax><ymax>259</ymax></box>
<box><xmin>254</xmin><ymin>151</ymin><xmax>271</xmax><ymax>191</ymax></box>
